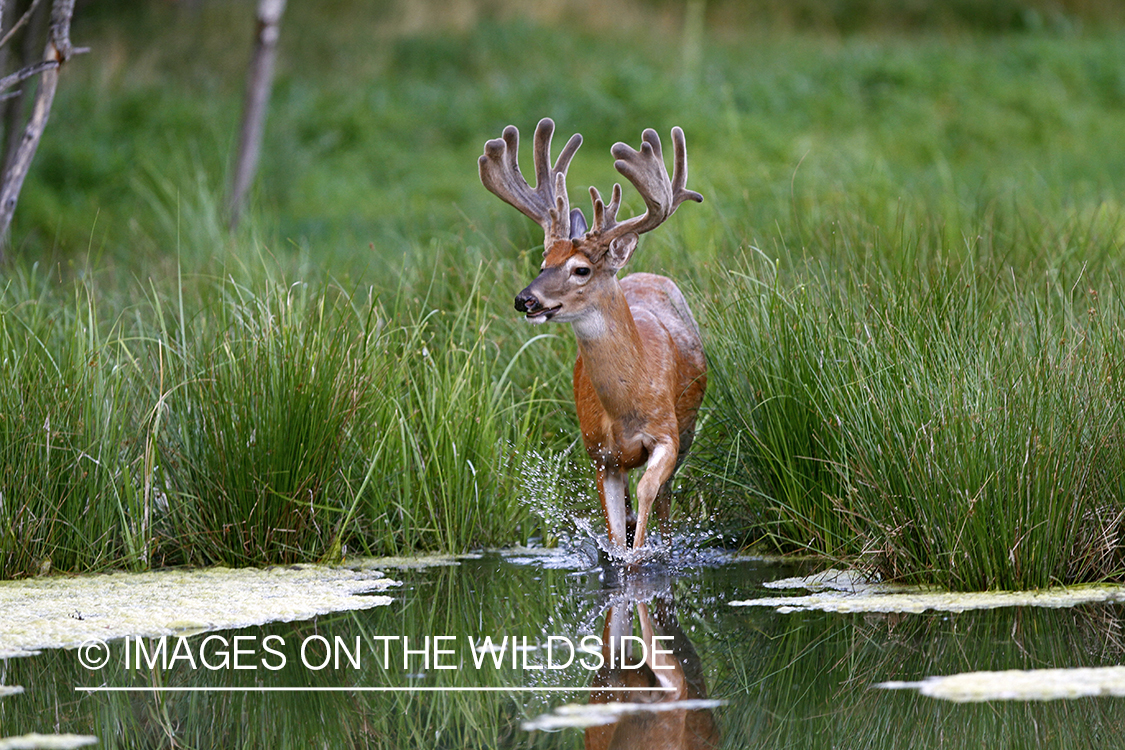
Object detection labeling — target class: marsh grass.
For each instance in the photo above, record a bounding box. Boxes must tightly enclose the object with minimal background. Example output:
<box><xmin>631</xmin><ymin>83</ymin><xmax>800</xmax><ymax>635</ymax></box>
<box><xmin>0</xmin><ymin>251</ymin><xmax>569</xmax><ymax>577</ymax></box>
<box><xmin>157</xmin><ymin>277</ymin><xmax>374</xmax><ymax>566</ymax></box>
<box><xmin>703</xmin><ymin>227</ymin><xmax>1125</xmax><ymax>590</ymax></box>
<box><xmin>347</xmin><ymin>273</ymin><xmax>559</xmax><ymax>554</ymax></box>
<box><xmin>4</xmin><ymin>3</ymin><xmax>1125</xmax><ymax>587</ymax></box>
<box><xmin>0</xmin><ymin>268</ymin><xmax>146</xmax><ymax>578</ymax></box>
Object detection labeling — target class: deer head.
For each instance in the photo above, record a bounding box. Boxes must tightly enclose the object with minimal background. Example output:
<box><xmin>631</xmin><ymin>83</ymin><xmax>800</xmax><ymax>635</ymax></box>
<box><xmin>479</xmin><ymin>118</ymin><xmax>702</xmax><ymax>326</ymax></box>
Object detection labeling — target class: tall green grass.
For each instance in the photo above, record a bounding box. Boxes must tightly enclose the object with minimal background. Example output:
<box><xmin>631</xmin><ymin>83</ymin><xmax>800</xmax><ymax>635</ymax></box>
<box><xmin>0</xmin><ymin>269</ymin><xmax>146</xmax><ymax>578</ymax></box>
<box><xmin>0</xmin><ymin>251</ymin><xmax>570</xmax><ymax>577</ymax></box>
<box><xmin>344</xmin><ymin>272</ymin><xmax>557</xmax><ymax>554</ymax></box>
<box><xmin>4</xmin><ymin>2</ymin><xmax>1125</xmax><ymax>588</ymax></box>
<box><xmin>702</xmin><ymin>217</ymin><xmax>1125</xmax><ymax>590</ymax></box>
<box><xmin>157</xmin><ymin>277</ymin><xmax>375</xmax><ymax>566</ymax></box>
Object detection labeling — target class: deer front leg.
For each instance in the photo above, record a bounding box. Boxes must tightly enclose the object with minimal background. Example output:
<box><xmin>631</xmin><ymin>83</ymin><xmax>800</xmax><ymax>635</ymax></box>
<box><xmin>597</xmin><ymin>466</ymin><xmax>630</xmax><ymax>547</ymax></box>
<box><xmin>637</xmin><ymin>601</ymin><xmax>686</xmax><ymax>695</ymax></box>
<box><xmin>632</xmin><ymin>439</ymin><xmax>678</xmax><ymax>549</ymax></box>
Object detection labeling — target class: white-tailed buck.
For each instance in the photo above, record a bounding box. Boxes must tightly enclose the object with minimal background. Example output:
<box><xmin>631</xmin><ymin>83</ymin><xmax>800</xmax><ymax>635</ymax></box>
<box><xmin>479</xmin><ymin>118</ymin><xmax>706</xmax><ymax>552</ymax></box>
<box><xmin>585</xmin><ymin>596</ymin><xmax>720</xmax><ymax>749</ymax></box>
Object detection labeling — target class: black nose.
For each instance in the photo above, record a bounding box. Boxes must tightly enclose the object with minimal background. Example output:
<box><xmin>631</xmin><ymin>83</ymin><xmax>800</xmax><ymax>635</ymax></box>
<box><xmin>515</xmin><ymin>290</ymin><xmax>540</xmax><ymax>313</ymax></box>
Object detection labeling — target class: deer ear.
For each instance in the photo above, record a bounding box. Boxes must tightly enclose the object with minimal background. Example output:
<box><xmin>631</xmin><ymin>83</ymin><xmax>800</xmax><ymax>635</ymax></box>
<box><xmin>569</xmin><ymin>208</ymin><xmax>588</xmax><ymax>239</ymax></box>
<box><xmin>605</xmin><ymin>233</ymin><xmax>638</xmax><ymax>271</ymax></box>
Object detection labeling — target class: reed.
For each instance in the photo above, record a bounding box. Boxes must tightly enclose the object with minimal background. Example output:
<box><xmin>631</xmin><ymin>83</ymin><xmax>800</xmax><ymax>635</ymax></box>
<box><xmin>0</xmin><ymin>252</ymin><xmax>571</xmax><ymax>577</ymax></box>
<box><xmin>4</xmin><ymin>3</ymin><xmax>1125</xmax><ymax>587</ymax></box>
<box><xmin>701</xmin><ymin>223</ymin><xmax>1125</xmax><ymax>590</ymax></box>
<box><xmin>0</xmin><ymin>268</ymin><xmax>147</xmax><ymax>578</ymax></box>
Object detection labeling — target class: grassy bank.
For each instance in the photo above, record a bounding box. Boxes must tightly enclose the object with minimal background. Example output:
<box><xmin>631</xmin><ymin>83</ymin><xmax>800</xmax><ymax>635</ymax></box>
<box><xmin>2</xmin><ymin>1</ymin><xmax>1125</xmax><ymax>588</ymax></box>
<box><xmin>0</xmin><ymin>256</ymin><xmax>570</xmax><ymax>578</ymax></box>
<box><xmin>700</xmin><ymin>230</ymin><xmax>1125</xmax><ymax>590</ymax></box>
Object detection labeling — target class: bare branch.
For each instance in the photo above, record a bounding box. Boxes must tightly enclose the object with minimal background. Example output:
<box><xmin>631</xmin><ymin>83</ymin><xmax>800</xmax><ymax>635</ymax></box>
<box><xmin>0</xmin><ymin>0</ymin><xmax>43</xmax><ymax>51</ymax></box>
<box><xmin>0</xmin><ymin>58</ymin><xmax>54</xmax><ymax>93</ymax></box>
<box><xmin>0</xmin><ymin>0</ymin><xmax>81</xmax><ymax>254</ymax></box>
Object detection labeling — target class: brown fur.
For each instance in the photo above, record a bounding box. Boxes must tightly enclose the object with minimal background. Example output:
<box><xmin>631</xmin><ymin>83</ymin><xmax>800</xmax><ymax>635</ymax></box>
<box><xmin>584</xmin><ymin>598</ymin><xmax>720</xmax><ymax>750</ymax></box>
<box><xmin>480</xmin><ymin>119</ymin><xmax>706</xmax><ymax>550</ymax></box>
<box><xmin>572</xmin><ymin>273</ymin><xmax>706</xmax><ymax>547</ymax></box>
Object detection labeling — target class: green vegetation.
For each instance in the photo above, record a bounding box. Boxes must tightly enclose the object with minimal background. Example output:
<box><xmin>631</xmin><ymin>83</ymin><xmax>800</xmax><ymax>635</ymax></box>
<box><xmin>0</xmin><ymin>261</ymin><xmax>559</xmax><ymax>577</ymax></box>
<box><xmin>701</xmin><ymin>248</ymin><xmax>1125</xmax><ymax>590</ymax></box>
<box><xmin>3</xmin><ymin>0</ymin><xmax>1125</xmax><ymax>588</ymax></box>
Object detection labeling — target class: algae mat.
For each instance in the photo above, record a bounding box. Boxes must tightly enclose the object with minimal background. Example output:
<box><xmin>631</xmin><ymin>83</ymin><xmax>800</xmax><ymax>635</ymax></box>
<box><xmin>0</xmin><ymin>564</ymin><xmax>399</xmax><ymax>659</ymax></box>
<box><xmin>880</xmin><ymin>666</ymin><xmax>1125</xmax><ymax>702</ymax></box>
<box><xmin>0</xmin><ymin>735</ymin><xmax>97</xmax><ymax>750</ymax></box>
<box><xmin>730</xmin><ymin>568</ymin><xmax>1125</xmax><ymax>614</ymax></box>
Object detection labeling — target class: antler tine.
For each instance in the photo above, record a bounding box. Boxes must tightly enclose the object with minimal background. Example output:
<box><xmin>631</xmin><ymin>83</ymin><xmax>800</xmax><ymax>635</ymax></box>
<box><xmin>670</xmin><ymin>126</ymin><xmax>704</xmax><ymax>206</ymax></box>
<box><xmin>591</xmin><ymin>127</ymin><xmax>703</xmax><ymax>244</ymax></box>
<box><xmin>479</xmin><ymin>117</ymin><xmax>582</xmax><ymax>243</ymax></box>
<box><xmin>589</xmin><ymin>183</ymin><xmax>622</xmax><ymax>234</ymax></box>
<box><xmin>534</xmin><ymin>118</ymin><xmax>582</xmax><ymax>200</ymax></box>
<box><xmin>479</xmin><ymin>126</ymin><xmax>536</xmax><ymax>221</ymax></box>
<box><xmin>609</xmin><ymin>128</ymin><xmax>672</xmax><ymax>237</ymax></box>
<box><xmin>548</xmin><ymin>171</ymin><xmax>571</xmax><ymax>241</ymax></box>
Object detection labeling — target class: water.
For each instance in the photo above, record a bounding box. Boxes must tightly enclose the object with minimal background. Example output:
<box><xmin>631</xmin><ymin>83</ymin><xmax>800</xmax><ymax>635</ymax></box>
<box><xmin>2</xmin><ymin>545</ymin><xmax>1124</xmax><ymax>748</ymax></box>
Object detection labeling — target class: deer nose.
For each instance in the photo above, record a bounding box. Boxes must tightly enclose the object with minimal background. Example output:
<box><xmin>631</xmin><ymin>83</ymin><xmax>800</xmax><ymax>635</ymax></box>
<box><xmin>515</xmin><ymin>289</ymin><xmax>540</xmax><ymax>313</ymax></box>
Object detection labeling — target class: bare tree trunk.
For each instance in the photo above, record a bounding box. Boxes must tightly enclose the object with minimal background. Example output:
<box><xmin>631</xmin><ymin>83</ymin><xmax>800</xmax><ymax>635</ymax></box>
<box><xmin>1</xmin><ymin>0</ymin><xmax>48</xmax><ymax>177</ymax></box>
<box><xmin>0</xmin><ymin>2</ymin><xmax>15</xmax><ymax>91</ymax></box>
<box><xmin>0</xmin><ymin>0</ymin><xmax>80</xmax><ymax>259</ymax></box>
<box><xmin>228</xmin><ymin>0</ymin><xmax>286</xmax><ymax>231</ymax></box>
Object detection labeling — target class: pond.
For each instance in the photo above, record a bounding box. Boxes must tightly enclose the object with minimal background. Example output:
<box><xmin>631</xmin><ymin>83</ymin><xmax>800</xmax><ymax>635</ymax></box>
<box><xmin>2</xmin><ymin>543</ymin><xmax>1125</xmax><ymax>748</ymax></box>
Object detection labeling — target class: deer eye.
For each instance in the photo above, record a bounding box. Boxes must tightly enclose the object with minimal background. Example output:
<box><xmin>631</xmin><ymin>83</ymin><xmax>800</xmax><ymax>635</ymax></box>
<box><xmin>573</xmin><ymin>266</ymin><xmax>591</xmax><ymax>277</ymax></box>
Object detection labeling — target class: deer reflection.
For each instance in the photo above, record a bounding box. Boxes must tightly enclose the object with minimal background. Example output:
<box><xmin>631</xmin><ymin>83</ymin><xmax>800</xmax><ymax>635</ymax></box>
<box><xmin>585</xmin><ymin>592</ymin><xmax>720</xmax><ymax>750</ymax></box>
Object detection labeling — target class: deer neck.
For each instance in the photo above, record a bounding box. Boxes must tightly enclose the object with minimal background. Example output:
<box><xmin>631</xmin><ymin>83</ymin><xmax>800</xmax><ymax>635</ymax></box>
<box><xmin>571</xmin><ymin>281</ymin><xmax>647</xmax><ymax>415</ymax></box>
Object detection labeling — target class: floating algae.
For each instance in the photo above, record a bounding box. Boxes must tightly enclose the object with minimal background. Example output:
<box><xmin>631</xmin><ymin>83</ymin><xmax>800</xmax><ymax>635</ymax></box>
<box><xmin>521</xmin><ymin>699</ymin><xmax>728</xmax><ymax>731</ymax></box>
<box><xmin>0</xmin><ymin>564</ymin><xmax>398</xmax><ymax>659</ymax></box>
<box><xmin>879</xmin><ymin>666</ymin><xmax>1125</xmax><ymax>702</ymax></box>
<box><xmin>762</xmin><ymin>568</ymin><xmax>912</xmax><ymax>593</ymax></box>
<box><xmin>0</xmin><ymin>735</ymin><xmax>97</xmax><ymax>750</ymax></box>
<box><xmin>731</xmin><ymin>568</ymin><xmax>1125</xmax><ymax>614</ymax></box>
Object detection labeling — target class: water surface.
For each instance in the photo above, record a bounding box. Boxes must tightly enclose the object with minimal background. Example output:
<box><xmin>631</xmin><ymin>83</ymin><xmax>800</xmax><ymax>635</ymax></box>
<box><xmin>2</xmin><ymin>548</ymin><xmax>1124</xmax><ymax>748</ymax></box>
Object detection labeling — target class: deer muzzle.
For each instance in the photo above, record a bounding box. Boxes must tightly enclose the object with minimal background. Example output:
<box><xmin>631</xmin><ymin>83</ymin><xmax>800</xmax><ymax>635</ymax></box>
<box><xmin>515</xmin><ymin>280</ymin><xmax>561</xmax><ymax>321</ymax></box>
<box><xmin>514</xmin><ymin>288</ymin><xmax>541</xmax><ymax>314</ymax></box>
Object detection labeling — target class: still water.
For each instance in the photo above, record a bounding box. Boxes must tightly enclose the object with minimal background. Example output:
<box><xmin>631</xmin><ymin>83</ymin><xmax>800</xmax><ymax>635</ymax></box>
<box><xmin>2</xmin><ymin>545</ymin><xmax>1124</xmax><ymax>748</ymax></box>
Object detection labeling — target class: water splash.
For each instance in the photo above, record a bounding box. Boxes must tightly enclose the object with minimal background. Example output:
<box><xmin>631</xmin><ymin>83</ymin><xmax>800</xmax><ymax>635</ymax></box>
<box><xmin>512</xmin><ymin>444</ymin><xmax>737</xmax><ymax>576</ymax></box>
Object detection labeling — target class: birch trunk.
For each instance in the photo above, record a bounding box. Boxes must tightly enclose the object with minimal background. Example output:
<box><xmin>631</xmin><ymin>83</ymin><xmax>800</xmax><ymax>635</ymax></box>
<box><xmin>227</xmin><ymin>0</ymin><xmax>286</xmax><ymax>230</ymax></box>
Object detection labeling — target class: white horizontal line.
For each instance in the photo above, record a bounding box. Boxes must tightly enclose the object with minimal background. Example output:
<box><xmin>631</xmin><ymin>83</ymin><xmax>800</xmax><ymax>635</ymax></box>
<box><xmin>75</xmin><ymin>686</ymin><xmax>674</xmax><ymax>693</ymax></box>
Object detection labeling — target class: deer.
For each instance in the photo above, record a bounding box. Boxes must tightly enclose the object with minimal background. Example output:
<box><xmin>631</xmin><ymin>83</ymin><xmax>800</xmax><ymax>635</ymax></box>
<box><xmin>584</xmin><ymin>595</ymin><xmax>720</xmax><ymax>750</ymax></box>
<box><xmin>479</xmin><ymin>118</ymin><xmax>706</xmax><ymax>554</ymax></box>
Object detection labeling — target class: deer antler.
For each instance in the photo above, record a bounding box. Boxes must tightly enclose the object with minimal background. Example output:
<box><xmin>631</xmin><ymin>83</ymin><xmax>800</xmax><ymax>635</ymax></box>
<box><xmin>589</xmin><ymin>126</ymin><xmax>702</xmax><ymax>244</ymax></box>
<box><xmin>479</xmin><ymin>118</ymin><xmax>582</xmax><ymax>245</ymax></box>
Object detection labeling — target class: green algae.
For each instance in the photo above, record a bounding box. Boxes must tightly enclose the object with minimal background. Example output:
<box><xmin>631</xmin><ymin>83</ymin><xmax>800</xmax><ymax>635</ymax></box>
<box><xmin>879</xmin><ymin>666</ymin><xmax>1125</xmax><ymax>702</ymax></box>
<box><xmin>731</xmin><ymin>568</ymin><xmax>1125</xmax><ymax>614</ymax></box>
<box><xmin>0</xmin><ymin>565</ymin><xmax>398</xmax><ymax>659</ymax></box>
<box><xmin>0</xmin><ymin>735</ymin><xmax>97</xmax><ymax>750</ymax></box>
<box><xmin>762</xmin><ymin>568</ymin><xmax>912</xmax><ymax>593</ymax></box>
<box><xmin>521</xmin><ymin>699</ymin><xmax>727</xmax><ymax>731</ymax></box>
